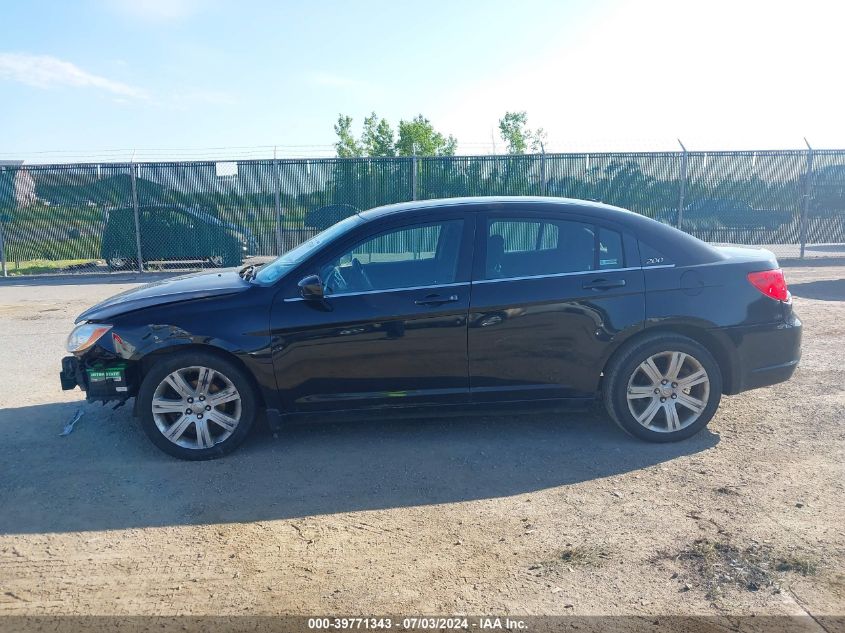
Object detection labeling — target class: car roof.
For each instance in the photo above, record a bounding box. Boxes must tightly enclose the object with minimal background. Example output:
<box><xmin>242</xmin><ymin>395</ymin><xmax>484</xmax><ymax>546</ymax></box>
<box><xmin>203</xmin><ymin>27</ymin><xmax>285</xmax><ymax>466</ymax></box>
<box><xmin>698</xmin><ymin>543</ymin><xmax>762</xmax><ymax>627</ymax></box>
<box><xmin>358</xmin><ymin>196</ymin><xmax>635</xmax><ymax>221</ymax></box>
<box><xmin>359</xmin><ymin>196</ymin><xmax>721</xmax><ymax>265</ymax></box>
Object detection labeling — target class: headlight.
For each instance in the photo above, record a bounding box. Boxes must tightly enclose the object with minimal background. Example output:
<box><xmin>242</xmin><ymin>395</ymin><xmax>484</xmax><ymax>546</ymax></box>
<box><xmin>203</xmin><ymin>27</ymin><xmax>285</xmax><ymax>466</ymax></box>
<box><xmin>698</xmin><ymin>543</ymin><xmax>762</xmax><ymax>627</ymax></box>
<box><xmin>66</xmin><ymin>323</ymin><xmax>112</xmax><ymax>354</ymax></box>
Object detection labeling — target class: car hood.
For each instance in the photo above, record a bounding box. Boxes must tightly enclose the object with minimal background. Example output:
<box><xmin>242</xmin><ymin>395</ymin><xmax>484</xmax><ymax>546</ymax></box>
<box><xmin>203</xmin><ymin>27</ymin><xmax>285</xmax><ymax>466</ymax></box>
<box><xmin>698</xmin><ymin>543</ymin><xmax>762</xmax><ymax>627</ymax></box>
<box><xmin>76</xmin><ymin>269</ymin><xmax>251</xmax><ymax>323</ymax></box>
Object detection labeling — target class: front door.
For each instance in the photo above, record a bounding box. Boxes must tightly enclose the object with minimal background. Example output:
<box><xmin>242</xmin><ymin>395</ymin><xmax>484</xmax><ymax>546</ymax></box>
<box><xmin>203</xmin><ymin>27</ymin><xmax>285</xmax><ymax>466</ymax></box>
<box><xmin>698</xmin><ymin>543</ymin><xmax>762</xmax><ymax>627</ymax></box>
<box><xmin>468</xmin><ymin>211</ymin><xmax>645</xmax><ymax>401</ymax></box>
<box><xmin>270</xmin><ymin>215</ymin><xmax>474</xmax><ymax>412</ymax></box>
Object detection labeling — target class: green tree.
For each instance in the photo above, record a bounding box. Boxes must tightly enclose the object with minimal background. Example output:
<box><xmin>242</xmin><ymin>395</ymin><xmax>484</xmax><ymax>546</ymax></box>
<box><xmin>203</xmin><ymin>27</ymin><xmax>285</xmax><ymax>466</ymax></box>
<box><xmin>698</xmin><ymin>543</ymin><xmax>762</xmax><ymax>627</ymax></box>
<box><xmin>361</xmin><ymin>112</ymin><xmax>396</xmax><ymax>157</ymax></box>
<box><xmin>396</xmin><ymin>115</ymin><xmax>457</xmax><ymax>156</ymax></box>
<box><xmin>498</xmin><ymin>111</ymin><xmax>546</xmax><ymax>154</ymax></box>
<box><xmin>334</xmin><ymin>114</ymin><xmax>363</xmax><ymax>158</ymax></box>
<box><xmin>530</xmin><ymin>127</ymin><xmax>547</xmax><ymax>152</ymax></box>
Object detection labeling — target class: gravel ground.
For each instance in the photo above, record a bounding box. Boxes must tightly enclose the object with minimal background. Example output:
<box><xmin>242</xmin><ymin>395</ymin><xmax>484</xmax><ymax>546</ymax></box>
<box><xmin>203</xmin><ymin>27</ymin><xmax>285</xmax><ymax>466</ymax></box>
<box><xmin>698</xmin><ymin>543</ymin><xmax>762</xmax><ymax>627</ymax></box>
<box><xmin>0</xmin><ymin>266</ymin><xmax>842</xmax><ymax>620</ymax></box>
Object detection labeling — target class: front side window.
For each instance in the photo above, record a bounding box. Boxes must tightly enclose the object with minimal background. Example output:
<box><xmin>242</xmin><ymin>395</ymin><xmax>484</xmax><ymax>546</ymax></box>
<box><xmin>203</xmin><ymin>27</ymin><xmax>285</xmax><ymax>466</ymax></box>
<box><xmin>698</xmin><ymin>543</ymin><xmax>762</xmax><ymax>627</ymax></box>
<box><xmin>255</xmin><ymin>214</ymin><xmax>364</xmax><ymax>284</ymax></box>
<box><xmin>319</xmin><ymin>219</ymin><xmax>463</xmax><ymax>296</ymax></box>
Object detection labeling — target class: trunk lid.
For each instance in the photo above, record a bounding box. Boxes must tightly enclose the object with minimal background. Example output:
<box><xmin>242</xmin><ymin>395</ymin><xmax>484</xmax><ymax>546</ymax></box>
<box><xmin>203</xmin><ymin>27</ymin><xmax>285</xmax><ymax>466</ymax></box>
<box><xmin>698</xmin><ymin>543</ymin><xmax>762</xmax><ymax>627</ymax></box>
<box><xmin>713</xmin><ymin>245</ymin><xmax>779</xmax><ymax>268</ymax></box>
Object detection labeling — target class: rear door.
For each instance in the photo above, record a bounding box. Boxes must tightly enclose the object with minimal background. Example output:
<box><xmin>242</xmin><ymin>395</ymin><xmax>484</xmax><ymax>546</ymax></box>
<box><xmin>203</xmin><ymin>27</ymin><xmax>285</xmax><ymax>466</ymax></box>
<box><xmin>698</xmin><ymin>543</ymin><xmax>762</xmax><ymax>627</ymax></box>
<box><xmin>468</xmin><ymin>209</ymin><xmax>645</xmax><ymax>401</ymax></box>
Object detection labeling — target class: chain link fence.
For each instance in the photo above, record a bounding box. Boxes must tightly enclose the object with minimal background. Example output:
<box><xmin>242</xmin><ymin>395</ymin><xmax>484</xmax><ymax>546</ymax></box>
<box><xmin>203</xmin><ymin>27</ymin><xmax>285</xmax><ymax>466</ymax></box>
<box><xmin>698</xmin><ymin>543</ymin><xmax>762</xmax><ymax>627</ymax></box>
<box><xmin>1</xmin><ymin>149</ymin><xmax>844</xmax><ymax>276</ymax></box>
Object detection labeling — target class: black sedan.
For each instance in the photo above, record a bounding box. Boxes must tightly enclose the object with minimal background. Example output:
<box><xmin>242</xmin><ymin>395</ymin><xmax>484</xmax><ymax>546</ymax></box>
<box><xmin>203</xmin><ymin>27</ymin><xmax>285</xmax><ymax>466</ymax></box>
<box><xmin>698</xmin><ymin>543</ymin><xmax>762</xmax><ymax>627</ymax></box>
<box><xmin>60</xmin><ymin>197</ymin><xmax>802</xmax><ymax>460</ymax></box>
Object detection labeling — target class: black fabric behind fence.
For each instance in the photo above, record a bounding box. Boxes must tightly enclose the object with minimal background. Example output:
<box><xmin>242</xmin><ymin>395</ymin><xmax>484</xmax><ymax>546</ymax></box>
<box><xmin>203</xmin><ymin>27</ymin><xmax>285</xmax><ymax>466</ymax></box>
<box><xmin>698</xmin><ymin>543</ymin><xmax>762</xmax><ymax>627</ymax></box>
<box><xmin>0</xmin><ymin>149</ymin><xmax>843</xmax><ymax>275</ymax></box>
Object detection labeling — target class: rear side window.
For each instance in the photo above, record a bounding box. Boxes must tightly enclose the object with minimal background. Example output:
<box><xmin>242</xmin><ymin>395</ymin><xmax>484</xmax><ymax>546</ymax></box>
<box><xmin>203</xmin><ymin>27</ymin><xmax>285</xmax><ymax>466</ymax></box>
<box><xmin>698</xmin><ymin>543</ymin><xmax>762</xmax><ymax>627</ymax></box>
<box><xmin>484</xmin><ymin>218</ymin><xmax>596</xmax><ymax>280</ymax></box>
<box><xmin>598</xmin><ymin>227</ymin><xmax>624</xmax><ymax>270</ymax></box>
<box><xmin>639</xmin><ymin>241</ymin><xmax>672</xmax><ymax>267</ymax></box>
<box><xmin>489</xmin><ymin>220</ymin><xmax>559</xmax><ymax>253</ymax></box>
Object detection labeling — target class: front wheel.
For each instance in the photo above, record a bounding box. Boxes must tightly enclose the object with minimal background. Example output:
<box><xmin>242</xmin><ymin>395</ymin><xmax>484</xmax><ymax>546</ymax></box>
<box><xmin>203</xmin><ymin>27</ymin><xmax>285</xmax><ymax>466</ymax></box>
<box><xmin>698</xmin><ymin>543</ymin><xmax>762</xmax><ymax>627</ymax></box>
<box><xmin>603</xmin><ymin>334</ymin><xmax>722</xmax><ymax>442</ymax></box>
<box><xmin>137</xmin><ymin>351</ymin><xmax>257</xmax><ymax>460</ymax></box>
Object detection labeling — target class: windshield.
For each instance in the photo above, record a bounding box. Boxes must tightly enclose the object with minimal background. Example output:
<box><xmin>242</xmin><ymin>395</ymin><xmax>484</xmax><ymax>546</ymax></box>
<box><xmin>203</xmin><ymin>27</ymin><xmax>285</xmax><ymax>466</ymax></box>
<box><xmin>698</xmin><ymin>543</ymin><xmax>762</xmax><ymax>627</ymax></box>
<box><xmin>254</xmin><ymin>214</ymin><xmax>363</xmax><ymax>284</ymax></box>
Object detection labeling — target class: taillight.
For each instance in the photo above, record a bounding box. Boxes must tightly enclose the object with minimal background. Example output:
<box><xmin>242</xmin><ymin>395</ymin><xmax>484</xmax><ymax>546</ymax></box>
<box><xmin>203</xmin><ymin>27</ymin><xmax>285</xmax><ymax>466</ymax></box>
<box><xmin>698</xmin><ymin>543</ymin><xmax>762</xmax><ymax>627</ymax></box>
<box><xmin>747</xmin><ymin>269</ymin><xmax>789</xmax><ymax>301</ymax></box>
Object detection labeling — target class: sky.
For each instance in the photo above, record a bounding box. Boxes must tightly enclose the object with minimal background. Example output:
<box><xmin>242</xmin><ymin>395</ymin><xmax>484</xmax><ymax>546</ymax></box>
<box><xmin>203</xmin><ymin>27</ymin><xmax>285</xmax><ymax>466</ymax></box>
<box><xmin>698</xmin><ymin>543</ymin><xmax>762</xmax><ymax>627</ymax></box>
<box><xmin>1</xmin><ymin>0</ymin><xmax>844</xmax><ymax>162</ymax></box>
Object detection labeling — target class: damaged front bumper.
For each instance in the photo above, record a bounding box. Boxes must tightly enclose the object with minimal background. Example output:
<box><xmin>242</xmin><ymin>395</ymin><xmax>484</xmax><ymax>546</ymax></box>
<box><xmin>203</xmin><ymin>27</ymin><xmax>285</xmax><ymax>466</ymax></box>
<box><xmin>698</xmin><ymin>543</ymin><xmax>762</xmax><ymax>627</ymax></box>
<box><xmin>60</xmin><ymin>356</ymin><xmax>84</xmax><ymax>391</ymax></box>
<box><xmin>60</xmin><ymin>355</ymin><xmax>136</xmax><ymax>403</ymax></box>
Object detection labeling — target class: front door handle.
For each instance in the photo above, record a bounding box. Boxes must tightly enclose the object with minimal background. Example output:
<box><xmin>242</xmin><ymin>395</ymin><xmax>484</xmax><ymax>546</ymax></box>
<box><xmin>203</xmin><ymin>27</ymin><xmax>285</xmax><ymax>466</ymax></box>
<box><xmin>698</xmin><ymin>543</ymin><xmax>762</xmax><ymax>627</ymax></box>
<box><xmin>415</xmin><ymin>293</ymin><xmax>459</xmax><ymax>306</ymax></box>
<box><xmin>582</xmin><ymin>278</ymin><xmax>626</xmax><ymax>291</ymax></box>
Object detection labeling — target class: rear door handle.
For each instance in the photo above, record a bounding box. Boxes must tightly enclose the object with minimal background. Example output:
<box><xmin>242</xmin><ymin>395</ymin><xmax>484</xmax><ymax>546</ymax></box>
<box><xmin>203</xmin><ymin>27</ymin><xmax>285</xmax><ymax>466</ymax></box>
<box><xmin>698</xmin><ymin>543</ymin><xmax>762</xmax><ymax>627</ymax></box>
<box><xmin>582</xmin><ymin>278</ymin><xmax>626</xmax><ymax>291</ymax></box>
<box><xmin>415</xmin><ymin>293</ymin><xmax>459</xmax><ymax>306</ymax></box>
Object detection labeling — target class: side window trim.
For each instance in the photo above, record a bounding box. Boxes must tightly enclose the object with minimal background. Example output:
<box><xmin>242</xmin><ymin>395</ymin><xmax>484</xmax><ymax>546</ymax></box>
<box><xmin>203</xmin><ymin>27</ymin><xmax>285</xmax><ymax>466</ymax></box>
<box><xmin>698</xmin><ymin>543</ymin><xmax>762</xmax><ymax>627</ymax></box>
<box><xmin>473</xmin><ymin>266</ymin><xmax>644</xmax><ymax>285</ymax></box>
<box><xmin>283</xmin><ymin>280</ymin><xmax>469</xmax><ymax>302</ymax></box>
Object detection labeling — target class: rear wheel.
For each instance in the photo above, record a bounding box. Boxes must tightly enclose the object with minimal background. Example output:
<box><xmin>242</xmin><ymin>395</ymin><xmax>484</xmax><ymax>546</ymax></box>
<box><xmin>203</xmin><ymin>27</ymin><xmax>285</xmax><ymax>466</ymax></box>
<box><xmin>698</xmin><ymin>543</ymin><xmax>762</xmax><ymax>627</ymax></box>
<box><xmin>603</xmin><ymin>334</ymin><xmax>722</xmax><ymax>442</ymax></box>
<box><xmin>137</xmin><ymin>351</ymin><xmax>257</xmax><ymax>460</ymax></box>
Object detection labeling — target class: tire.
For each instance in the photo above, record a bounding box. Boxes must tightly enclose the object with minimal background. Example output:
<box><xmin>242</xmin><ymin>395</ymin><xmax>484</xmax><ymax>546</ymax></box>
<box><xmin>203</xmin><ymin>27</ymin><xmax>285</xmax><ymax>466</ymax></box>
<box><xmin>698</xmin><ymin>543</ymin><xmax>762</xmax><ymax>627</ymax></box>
<box><xmin>107</xmin><ymin>257</ymin><xmax>136</xmax><ymax>271</ymax></box>
<box><xmin>602</xmin><ymin>334</ymin><xmax>722</xmax><ymax>443</ymax></box>
<box><xmin>137</xmin><ymin>350</ymin><xmax>258</xmax><ymax>460</ymax></box>
<box><xmin>208</xmin><ymin>249</ymin><xmax>241</xmax><ymax>268</ymax></box>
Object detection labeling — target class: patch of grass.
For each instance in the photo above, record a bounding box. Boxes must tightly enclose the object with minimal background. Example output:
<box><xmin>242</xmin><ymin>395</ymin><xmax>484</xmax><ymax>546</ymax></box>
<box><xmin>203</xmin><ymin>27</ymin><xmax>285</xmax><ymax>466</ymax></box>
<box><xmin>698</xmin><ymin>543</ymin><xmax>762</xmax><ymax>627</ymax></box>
<box><xmin>6</xmin><ymin>258</ymin><xmax>99</xmax><ymax>275</ymax></box>
<box><xmin>538</xmin><ymin>545</ymin><xmax>612</xmax><ymax>572</ymax></box>
<box><xmin>774</xmin><ymin>555</ymin><xmax>818</xmax><ymax>576</ymax></box>
<box><xmin>668</xmin><ymin>539</ymin><xmax>818</xmax><ymax>600</ymax></box>
<box><xmin>715</xmin><ymin>486</ymin><xmax>740</xmax><ymax>496</ymax></box>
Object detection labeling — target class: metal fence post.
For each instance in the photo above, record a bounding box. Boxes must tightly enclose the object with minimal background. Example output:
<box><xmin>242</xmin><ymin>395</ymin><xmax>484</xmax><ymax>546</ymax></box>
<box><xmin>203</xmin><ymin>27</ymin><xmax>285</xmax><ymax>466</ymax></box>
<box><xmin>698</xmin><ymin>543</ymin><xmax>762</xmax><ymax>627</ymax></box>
<box><xmin>1</xmin><ymin>166</ymin><xmax>12</xmax><ymax>277</ymax></box>
<box><xmin>799</xmin><ymin>139</ymin><xmax>815</xmax><ymax>259</ymax></box>
<box><xmin>411</xmin><ymin>149</ymin><xmax>418</xmax><ymax>201</ymax></box>
<box><xmin>129</xmin><ymin>162</ymin><xmax>144</xmax><ymax>273</ymax></box>
<box><xmin>676</xmin><ymin>139</ymin><xmax>688</xmax><ymax>230</ymax></box>
<box><xmin>539</xmin><ymin>146</ymin><xmax>547</xmax><ymax>196</ymax></box>
<box><xmin>273</xmin><ymin>152</ymin><xmax>283</xmax><ymax>256</ymax></box>
<box><xmin>0</xmin><ymin>219</ymin><xmax>7</xmax><ymax>277</ymax></box>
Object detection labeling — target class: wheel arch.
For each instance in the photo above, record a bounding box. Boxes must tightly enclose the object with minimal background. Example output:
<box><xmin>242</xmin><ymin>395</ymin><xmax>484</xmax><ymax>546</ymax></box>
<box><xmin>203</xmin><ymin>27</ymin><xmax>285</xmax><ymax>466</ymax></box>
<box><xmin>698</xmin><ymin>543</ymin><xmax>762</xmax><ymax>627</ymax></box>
<box><xmin>600</xmin><ymin>323</ymin><xmax>737</xmax><ymax>396</ymax></box>
<box><xmin>132</xmin><ymin>343</ymin><xmax>266</xmax><ymax>416</ymax></box>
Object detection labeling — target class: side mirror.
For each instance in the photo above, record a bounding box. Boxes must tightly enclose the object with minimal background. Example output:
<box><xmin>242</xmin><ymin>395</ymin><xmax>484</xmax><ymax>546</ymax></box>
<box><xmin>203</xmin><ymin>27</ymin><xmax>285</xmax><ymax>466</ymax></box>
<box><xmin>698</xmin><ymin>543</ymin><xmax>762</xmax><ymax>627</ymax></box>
<box><xmin>298</xmin><ymin>274</ymin><xmax>324</xmax><ymax>300</ymax></box>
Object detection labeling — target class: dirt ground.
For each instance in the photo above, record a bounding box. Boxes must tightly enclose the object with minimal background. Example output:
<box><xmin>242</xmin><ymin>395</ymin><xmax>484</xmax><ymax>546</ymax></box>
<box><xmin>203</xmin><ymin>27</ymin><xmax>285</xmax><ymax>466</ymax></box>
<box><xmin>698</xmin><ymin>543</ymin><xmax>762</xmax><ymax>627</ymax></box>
<box><xmin>0</xmin><ymin>266</ymin><xmax>842</xmax><ymax>622</ymax></box>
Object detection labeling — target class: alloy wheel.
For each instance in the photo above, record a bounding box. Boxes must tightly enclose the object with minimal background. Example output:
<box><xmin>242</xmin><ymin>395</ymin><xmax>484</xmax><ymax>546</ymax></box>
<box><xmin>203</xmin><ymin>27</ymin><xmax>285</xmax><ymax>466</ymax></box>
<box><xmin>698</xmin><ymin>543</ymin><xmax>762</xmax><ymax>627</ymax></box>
<box><xmin>151</xmin><ymin>366</ymin><xmax>242</xmax><ymax>449</ymax></box>
<box><xmin>625</xmin><ymin>351</ymin><xmax>710</xmax><ymax>433</ymax></box>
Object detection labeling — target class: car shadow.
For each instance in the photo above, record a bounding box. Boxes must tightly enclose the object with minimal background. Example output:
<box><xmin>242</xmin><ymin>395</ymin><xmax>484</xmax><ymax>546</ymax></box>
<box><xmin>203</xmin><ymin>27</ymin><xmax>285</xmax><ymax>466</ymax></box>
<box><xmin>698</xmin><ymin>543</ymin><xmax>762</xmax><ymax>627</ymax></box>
<box><xmin>0</xmin><ymin>400</ymin><xmax>719</xmax><ymax>535</ymax></box>
<box><xmin>789</xmin><ymin>279</ymin><xmax>845</xmax><ymax>301</ymax></box>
